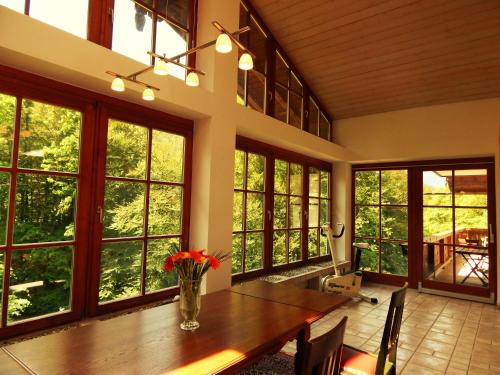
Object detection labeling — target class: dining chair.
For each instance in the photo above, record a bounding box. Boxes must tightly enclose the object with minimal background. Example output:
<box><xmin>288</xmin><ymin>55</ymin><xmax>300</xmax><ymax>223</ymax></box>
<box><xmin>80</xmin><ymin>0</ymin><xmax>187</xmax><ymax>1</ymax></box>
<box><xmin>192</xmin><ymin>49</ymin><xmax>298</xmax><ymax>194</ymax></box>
<box><xmin>341</xmin><ymin>283</ymin><xmax>408</xmax><ymax>375</ymax></box>
<box><xmin>238</xmin><ymin>315</ymin><xmax>348</xmax><ymax>375</ymax></box>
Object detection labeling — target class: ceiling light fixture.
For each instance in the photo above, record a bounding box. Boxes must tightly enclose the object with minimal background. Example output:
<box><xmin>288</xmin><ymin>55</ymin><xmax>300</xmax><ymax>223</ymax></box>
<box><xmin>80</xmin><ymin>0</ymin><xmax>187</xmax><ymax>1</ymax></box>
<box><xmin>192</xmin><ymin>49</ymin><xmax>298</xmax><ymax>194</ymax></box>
<box><xmin>106</xmin><ymin>21</ymin><xmax>256</xmax><ymax>100</ymax></box>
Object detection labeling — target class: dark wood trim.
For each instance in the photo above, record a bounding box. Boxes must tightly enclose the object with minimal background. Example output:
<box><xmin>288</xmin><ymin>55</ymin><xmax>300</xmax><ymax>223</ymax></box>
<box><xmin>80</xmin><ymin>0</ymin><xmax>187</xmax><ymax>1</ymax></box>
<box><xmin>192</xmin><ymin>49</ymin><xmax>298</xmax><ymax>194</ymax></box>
<box><xmin>353</xmin><ymin>157</ymin><xmax>494</xmax><ymax>170</ymax></box>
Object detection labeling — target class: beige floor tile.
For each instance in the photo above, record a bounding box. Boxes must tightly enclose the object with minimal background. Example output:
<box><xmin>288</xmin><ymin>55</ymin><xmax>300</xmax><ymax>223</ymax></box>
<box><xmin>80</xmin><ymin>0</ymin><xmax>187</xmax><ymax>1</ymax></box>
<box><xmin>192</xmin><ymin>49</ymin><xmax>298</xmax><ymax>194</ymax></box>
<box><xmin>408</xmin><ymin>352</ymin><xmax>449</xmax><ymax>372</ymax></box>
<box><xmin>401</xmin><ymin>363</ymin><xmax>445</xmax><ymax>375</ymax></box>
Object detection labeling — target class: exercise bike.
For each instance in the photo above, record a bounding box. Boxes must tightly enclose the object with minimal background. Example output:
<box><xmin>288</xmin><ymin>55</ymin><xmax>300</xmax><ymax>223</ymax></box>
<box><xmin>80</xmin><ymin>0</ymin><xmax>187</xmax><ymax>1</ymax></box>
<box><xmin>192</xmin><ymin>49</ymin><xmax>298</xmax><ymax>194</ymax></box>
<box><xmin>320</xmin><ymin>223</ymin><xmax>378</xmax><ymax>304</ymax></box>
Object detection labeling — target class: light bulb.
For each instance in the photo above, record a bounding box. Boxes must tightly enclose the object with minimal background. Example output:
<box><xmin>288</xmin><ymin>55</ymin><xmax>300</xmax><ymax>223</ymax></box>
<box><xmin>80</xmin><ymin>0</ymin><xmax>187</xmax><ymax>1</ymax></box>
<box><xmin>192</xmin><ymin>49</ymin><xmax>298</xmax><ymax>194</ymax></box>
<box><xmin>142</xmin><ymin>87</ymin><xmax>155</xmax><ymax>101</ymax></box>
<box><xmin>111</xmin><ymin>77</ymin><xmax>125</xmax><ymax>92</ymax></box>
<box><xmin>186</xmin><ymin>72</ymin><xmax>199</xmax><ymax>87</ymax></box>
<box><xmin>215</xmin><ymin>33</ymin><xmax>232</xmax><ymax>54</ymax></box>
<box><xmin>153</xmin><ymin>59</ymin><xmax>169</xmax><ymax>76</ymax></box>
<box><xmin>238</xmin><ymin>53</ymin><xmax>253</xmax><ymax>70</ymax></box>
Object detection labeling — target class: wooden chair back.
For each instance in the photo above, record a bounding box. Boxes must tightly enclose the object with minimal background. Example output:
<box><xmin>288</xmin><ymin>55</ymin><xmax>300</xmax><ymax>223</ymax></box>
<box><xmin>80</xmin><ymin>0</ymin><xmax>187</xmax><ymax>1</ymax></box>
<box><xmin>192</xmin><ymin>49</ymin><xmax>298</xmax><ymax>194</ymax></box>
<box><xmin>300</xmin><ymin>316</ymin><xmax>348</xmax><ymax>375</ymax></box>
<box><xmin>375</xmin><ymin>283</ymin><xmax>408</xmax><ymax>375</ymax></box>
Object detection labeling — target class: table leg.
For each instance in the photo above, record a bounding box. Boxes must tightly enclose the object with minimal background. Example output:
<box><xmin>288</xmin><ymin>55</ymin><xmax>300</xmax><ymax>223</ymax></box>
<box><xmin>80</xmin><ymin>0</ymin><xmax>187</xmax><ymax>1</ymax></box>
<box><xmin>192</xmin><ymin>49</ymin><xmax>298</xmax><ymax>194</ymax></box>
<box><xmin>295</xmin><ymin>327</ymin><xmax>309</xmax><ymax>375</ymax></box>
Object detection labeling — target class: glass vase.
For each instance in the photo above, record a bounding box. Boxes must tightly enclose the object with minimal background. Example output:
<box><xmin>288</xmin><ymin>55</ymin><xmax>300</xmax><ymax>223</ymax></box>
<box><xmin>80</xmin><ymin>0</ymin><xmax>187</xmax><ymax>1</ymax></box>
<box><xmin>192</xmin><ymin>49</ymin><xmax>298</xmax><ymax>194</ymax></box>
<box><xmin>179</xmin><ymin>278</ymin><xmax>202</xmax><ymax>331</ymax></box>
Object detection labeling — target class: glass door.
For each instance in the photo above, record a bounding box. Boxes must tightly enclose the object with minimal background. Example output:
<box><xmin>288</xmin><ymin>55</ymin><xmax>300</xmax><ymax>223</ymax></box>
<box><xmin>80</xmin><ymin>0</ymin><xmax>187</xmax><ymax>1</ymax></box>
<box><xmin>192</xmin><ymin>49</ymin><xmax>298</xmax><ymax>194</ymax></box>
<box><xmin>420</xmin><ymin>166</ymin><xmax>495</xmax><ymax>297</ymax></box>
<box><xmin>89</xmin><ymin>108</ymin><xmax>191</xmax><ymax>315</ymax></box>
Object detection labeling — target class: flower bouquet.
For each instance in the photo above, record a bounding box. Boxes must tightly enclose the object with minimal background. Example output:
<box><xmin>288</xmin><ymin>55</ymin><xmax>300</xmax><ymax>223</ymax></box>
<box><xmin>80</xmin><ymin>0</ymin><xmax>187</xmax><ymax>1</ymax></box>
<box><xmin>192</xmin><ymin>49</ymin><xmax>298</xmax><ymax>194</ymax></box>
<box><xmin>164</xmin><ymin>249</ymin><xmax>229</xmax><ymax>330</ymax></box>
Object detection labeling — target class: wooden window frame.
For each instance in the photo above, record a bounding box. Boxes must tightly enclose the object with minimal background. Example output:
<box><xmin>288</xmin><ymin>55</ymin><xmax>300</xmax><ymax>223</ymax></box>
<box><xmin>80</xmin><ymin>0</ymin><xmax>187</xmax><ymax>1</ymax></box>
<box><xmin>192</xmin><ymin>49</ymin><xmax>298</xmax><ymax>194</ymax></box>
<box><xmin>233</xmin><ymin>136</ymin><xmax>332</xmax><ymax>282</ymax></box>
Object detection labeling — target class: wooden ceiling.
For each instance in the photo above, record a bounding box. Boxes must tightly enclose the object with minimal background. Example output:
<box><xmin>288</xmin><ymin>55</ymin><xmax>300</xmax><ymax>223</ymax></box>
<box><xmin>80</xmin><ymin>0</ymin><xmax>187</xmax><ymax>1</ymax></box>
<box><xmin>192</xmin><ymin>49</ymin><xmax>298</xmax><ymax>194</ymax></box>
<box><xmin>248</xmin><ymin>0</ymin><xmax>500</xmax><ymax>119</ymax></box>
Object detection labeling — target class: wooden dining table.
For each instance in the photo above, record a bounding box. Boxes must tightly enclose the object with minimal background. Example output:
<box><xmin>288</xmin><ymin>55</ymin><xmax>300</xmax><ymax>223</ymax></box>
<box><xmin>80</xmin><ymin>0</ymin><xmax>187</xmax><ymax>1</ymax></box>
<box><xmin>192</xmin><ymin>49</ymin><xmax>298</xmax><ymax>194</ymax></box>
<box><xmin>2</xmin><ymin>281</ymin><xmax>349</xmax><ymax>375</ymax></box>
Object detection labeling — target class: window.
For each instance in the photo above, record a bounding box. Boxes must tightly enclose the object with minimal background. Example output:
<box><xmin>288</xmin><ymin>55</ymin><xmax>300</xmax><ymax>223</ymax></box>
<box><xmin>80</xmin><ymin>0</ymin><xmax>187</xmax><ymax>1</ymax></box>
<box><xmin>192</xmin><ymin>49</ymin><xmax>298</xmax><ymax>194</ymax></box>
<box><xmin>112</xmin><ymin>0</ymin><xmax>195</xmax><ymax>80</ymax></box>
<box><xmin>354</xmin><ymin>169</ymin><xmax>409</xmax><ymax>276</ymax></box>
<box><xmin>98</xmin><ymin>116</ymin><xmax>189</xmax><ymax>305</ymax></box>
<box><xmin>0</xmin><ymin>0</ymin><xmax>89</xmax><ymax>38</ymax></box>
<box><xmin>238</xmin><ymin>4</ymin><xmax>268</xmax><ymax>113</ymax></box>
<box><xmin>237</xmin><ymin>0</ymin><xmax>333</xmax><ymax>142</ymax></box>
<box><xmin>232</xmin><ymin>137</ymin><xmax>332</xmax><ymax>278</ymax></box>
<box><xmin>0</xmin><ymin>92</ymin><xmax>83</xmax><ymax>325</ymax></box>
<box><xmin>232</xmin><ymin>150</ymin><xmax>266</xmax><ymax>274</ymax></box>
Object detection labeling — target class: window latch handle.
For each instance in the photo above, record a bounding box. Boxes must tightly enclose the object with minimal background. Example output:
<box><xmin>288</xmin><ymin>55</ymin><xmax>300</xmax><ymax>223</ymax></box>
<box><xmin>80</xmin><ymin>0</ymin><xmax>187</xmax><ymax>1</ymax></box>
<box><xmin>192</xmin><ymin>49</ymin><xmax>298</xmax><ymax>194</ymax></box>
<box><xmin>304</xmin><ymin>210</ymin><xmax>308</xmax><ymax>220</ymax></box>
<box><xmin>489</xmin><ymin>224</ymin><xmax>495</xmax><ymax>244</ymax></box>
<box><xmin>108</xmin><ymin>8</ymin><xmax>114</xmax><ymax>24</ymax></box>
<box><xmin>267</xmin><ymin>210</ymin><xmax>272</xmax><ymax>221</ymax></box>
<box><xmin>98</xmin><ymin>206</ymin><xmax>104</xmax><ymax>224</ymax></box>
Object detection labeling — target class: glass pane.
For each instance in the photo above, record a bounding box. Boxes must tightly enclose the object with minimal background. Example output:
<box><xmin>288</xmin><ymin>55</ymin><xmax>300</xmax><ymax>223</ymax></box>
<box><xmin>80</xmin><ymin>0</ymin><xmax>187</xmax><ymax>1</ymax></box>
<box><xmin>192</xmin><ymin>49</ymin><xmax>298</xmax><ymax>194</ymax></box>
<box><xmin>163</xmin><ymin>0</ymin><xmax>190</xmax><ymax>27</ymax></box>
<box><xmin>233</xmin><ymin>191</ymin><xmax>243</xmax><ymax>231</ymax></box>
<box><xmin>0</xmin><ymin>173</ymin><xmax>9</xmax><ymax>245</ymax></box>
<box><xmin>289</xmin><ymin>230</ymin><xmax>302</xmax><ymax>262</ymax></box>
<box><xmin>99</xmin><ymin>241</ymin><xmax>142</xmax><ymax>303</ymax></box>
<box><xmin>320</xmin><ymin>199</ymin><xmax>329</xmax><ymax>226</ymax></box>
<box><xmin>112</xmin><ymin>0</ymin><xmax>153</xmax><ymax>65</ymax></box>
<box><xmin>151</xmin><ymin>130</ymin><xmax>184</xmax><ymax>182</ymax></box>
<box><xmin>239</xmin><ymin>2</ymin><xmax>248</xmax><ymax>28</ymax></box>
<box><xmin>319</xmin><ymin>114</ymin><xmax>329</xmax><ymax>140</ymax></box>
<box><xmin>381</xmin><ymin>242</ymin><xmax>408</xmax><ymax>276</ymax></box>
<box><xmin>290</xmin><ymin>163</ymin><xmax>302</xmax><ymax>195</ymax></box>
<box><xmin>289</xmin><ymin>92</ymin><xmax>302</xmax><ymax>129</ymax></box>
<box><xmin>148</xmin><ymin>184</ymin><xmax>182</xmax><ymax>235</ymax></box>
<box><xmin>355</xmin><ymin>171</ymin><xmax>379</xmax><ymax>204</ymax></box>
<box><xmin>8</xmin><ymin>247</ymin><xmax>72</xmax><ymax>323</ymax></box>
<box><xmin>246</xmin><ymin>192</ymin><xmax>264</xmax><ymax>230</ymax></box>
<box><xmin>454</xmin><ymin>169</ymin><xmax>487</xmax><ymax>207</ymax></box>
<box><xmin>106</xmin><ymin>119</ymin><xmax>148</xmax><ymax>179</ymax></box>
<box><xmin>355</xmin><ymin>239</ymin><xmax>379</xmax><ymax>272</ymax></box>
<box><xmin>273</xmin><ymin>230</ymin><xmax>286</xmax><ymax>266</ymax></box>
<box><xmin>237</xmin><ymin>69</ymin><xmax>246</xmax><ymax>106</ymax></box>
<box><xmin>14</xmin><ymin>174</ymin><xmax>76</xmax><ymax>244</ymax></box>
<box><xmin>320</xmin><ymin>232</ymin><xmax>328</xmax><ymax>256</ymax></box>
<box><xmin>423</xmin><ymin>244</ymin><xmax>453</xmax><ymax>283</ymax></box>
<box><xmin>146</xmin><ymin>238</ymin><xmax>179</xmax><ymax>293</ymax></box>
<box><xmin>247</xmin><ymin>153</ymin><xmax>265</xmax><ymax>191</ymax></box>
<box><xmin>455</xmin><ymin>208</ymin><xmax>488</xmax><ymax>245</ymax></box>
<box><xmin>0</xmin><ymin>93</ymin><xmax>16</xmax><ymax>167</ymax></box>
<box><xmin>232</xmin><ymin>234</ymin><xmax>243</xmax><ymax>274</ymax></box>
<box><xmin>355</xmin><ymin>206</ymin><xmax>379</xmax><ymax>237</ymax></box>
<box><xmin>308</xmin><ymin>198</ymin><xmax>319</xmax><ymax>227</ymax></box>
<box><xmin>0</xmin><ymin>251</ymin><xmax>3</xmax><ymax>314</ymax></box>
<box><xmin>309</xmin><ymin>167</ymin><xmax>320</xmax><ymax>197</ymax></box>
<box><xmin>245</xmin><ymin>232</ymin><xmax>263</xmax><ymax>271</ymax></box>
<box><xmin>0</xmin><ymin>0</ymin><xmax>24</xmax><ymax>12</ymax></box>
<box><xmin>423</xmin><ymin>171</ymin><xmax>452</xmax><ymax>206</ymax></box>
<box><xmin>30</xmin><ymin>0</ymin><xmax>89</xmax><ymax>38</ymax></box>
<box><xmin>423</xmin><ymin>207</ymin><xmax>452</xmax><ymax>242</ymax></box>
<box><xmin>290</xmin><ymin>72</ymin><xmax>302</xmax><ymax>95</ymax></box>
<box><xmin>19</xmin><ymin>99</ymin><xmax>81</xmax><ymax>172</ymax></box>
<box><xmin>273</xmin><ymin>195</ymin><xmax>287</xmax><ymax>229</ymax></box>
<box><xmin>381</xmin><ymin>207</ymin><xmax>408</xmax><ymax>240</ymax></box>
<box><xmin>274</xmin><ymin>84</ymin><xmax>288</xmax><ymax>123</ymax></box>
<box><xmin>249</xmin><ymin>17</ymin><xmax>267</xmax><ymax>73</ymax></box>
<box><xmin>308</xmin><ymin>228</ymin><xmax>319</xmax><ymax>258</ymax></box>
<box><xmin>381</xmin><ymin>170</ymin><xmax>407</xmax><ymax>205</ymax></box>
<box><xmin>275</xmin><ymin>52</ymin><xmax>288</xmax><ymax>86</ymax></box>
<box><xmin>234</xmin><ymin>150</ymin><xmax>245</xmax><ymax>190</ymax></box>
<box><xmin>290</xmin><ymin>197</ymin><xmax>302</xmax><ymax>228</ymax></box>
<box><xmin>320</xmin><ymin>171</ymin><xmax>330</xmax><ymax>198</ymax></box>
<box><xmin>274</xmin><ymin>160</ymin><xmax>288</xmax><ymax>194</ymax></box>
<box><xmin>308</xmin><ymin>99</ymin><xmax>319</xmax><ymax>136</ymax></box>
<box><xmin>455</xmin><ymin>245</ymin><xmax>488</xmax><ymax>288</ymax></box>
<box><xmin>103</xmin><ymin>181</ymin><xmax>145</xmax><ymax>238</ymax></box>
<box><xmin>247</xmin><ymin>69</ymin><xmax>266</xmax><ymax>113</ymax></box>
<box><xmin>156</xmin><ymin>17</ymin><xmax>188</xmax><ymax>80</ymax></box>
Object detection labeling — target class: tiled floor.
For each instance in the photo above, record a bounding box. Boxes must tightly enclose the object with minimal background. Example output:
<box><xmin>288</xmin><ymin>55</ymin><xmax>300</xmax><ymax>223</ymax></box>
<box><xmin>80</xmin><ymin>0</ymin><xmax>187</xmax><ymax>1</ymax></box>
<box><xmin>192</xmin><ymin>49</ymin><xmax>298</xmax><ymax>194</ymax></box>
<box><xmin>282</xmin><ymin>283</ymin><xmax>500</xmax><ymax>374</ymax></box>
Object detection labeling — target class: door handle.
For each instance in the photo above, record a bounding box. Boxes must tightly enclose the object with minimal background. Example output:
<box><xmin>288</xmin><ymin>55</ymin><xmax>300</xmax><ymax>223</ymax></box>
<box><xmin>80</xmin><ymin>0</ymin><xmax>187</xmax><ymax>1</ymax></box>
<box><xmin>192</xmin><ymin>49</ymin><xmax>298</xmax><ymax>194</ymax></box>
<box><xmin>489</xmin><ymin>224</ymin><xmax>495</xmax><ymax>244</ymax></box>
<box><xmin>98</xmin><ymin>206</ymin><xmax>104</xmax><ymax>224</ymax></box>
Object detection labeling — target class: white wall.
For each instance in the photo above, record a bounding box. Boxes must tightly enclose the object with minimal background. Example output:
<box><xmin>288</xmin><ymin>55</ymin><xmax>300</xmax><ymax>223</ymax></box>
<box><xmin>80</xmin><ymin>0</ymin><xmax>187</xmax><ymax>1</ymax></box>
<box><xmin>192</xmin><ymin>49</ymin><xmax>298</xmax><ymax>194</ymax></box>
<box><xmin>335</xmin><ymin>100</ymin><xmax>500</xmax><ymax>303</ymax></box>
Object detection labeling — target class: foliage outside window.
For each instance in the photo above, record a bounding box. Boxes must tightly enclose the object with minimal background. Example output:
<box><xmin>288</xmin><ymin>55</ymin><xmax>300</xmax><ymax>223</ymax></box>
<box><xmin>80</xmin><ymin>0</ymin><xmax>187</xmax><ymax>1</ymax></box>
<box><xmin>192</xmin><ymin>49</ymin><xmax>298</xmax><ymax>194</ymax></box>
<box><xmin>232</xmin><ymin>140</ymin><xmax>333</xmax><ymax>277</ymax></box>
<box><xmin>112</xmin><ymin>0</ymin><xmax>194</xmax><ymax>80</ymax></box>
<box><xmin>99</xmin><ymin>119</ymin><xmax>187</xmax><ymax>303</ymax></box>
<box><xmin>0</xmin><ymin>0</ymin><xmax>89</xmax><ymax>38</ymax></box>
<box><xmin>0</xmin><ymin>93</ymin><xmax>81</xmax><ymax>324</ymax></box>
<box><xmin>237</xmin><ymin>0</ymin><xmax>333</xmax><ymax>142</ymax></box>
<box><xmin>354</xmin><ymin>169</ymin><xmax>409</xmax><ymax>276</ymax></box>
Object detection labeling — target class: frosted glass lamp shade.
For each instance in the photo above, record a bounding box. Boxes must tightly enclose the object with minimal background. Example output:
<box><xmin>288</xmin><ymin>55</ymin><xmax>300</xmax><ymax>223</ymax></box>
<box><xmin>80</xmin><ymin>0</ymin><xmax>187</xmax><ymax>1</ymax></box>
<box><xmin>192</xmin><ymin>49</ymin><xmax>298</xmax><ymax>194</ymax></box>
<box><xmin>186</xmin><ymin>72</ymin><xmax>199</xmax><ymax>87</ymax></box>
<box><xmin>238</xmin><ymin>53</ymin><xmax>253</xmax><ymax>70</ymax></box>
<box><xmin>153</xmin><ymin>59</ymin><xmax>169</xmax><ymax>76</ymax></box>
<box><xmin>111</xmin><ymin>77</ymin><xmax>125</xmax><ymax>92</ymax></box>
<box><xmin>215</xmin><ymin>33</ymin><xmax>232</xmax><ymax>54</ymax></box>
<box><xmin>142</xmin><ymin>87</ymin><xmax>155</xmax><ymax>101</ymax></box>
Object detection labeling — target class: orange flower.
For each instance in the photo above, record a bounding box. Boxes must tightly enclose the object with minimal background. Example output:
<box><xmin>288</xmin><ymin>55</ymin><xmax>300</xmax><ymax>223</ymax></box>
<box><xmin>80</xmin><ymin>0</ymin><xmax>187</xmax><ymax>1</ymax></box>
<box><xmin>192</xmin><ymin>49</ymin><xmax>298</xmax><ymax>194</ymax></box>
<box><xmin>189</xmin><ymin>250</ymin><xmax>207</xmax><ymax>264</ymax></box>
<box><xmin>164</xmin><ymin>256</ymin><xmax>174</xmax><ymax>271</ymax></box>
<box><xmin>208</xmin><ymin>256</ymin><xmax>220</xmax><ymax>270</ymax></box>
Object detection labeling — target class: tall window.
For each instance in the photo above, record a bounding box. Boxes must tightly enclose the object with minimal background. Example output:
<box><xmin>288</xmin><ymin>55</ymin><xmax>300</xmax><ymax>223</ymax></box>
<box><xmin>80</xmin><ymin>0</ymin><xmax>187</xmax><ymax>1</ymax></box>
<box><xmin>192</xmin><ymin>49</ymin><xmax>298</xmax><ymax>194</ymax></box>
<box><xmin>0</xmin><ymin>92</ymin><xmax>82</xmax><ymax>325</ymax></box>
<box><xmin>308</xmin><ymin>167</ymin><xmax>331</xmax><ymax>258</ymax></box>
<box><xmin>98</xmin><ymin>118</ymin><xmax>188</xmax><ymax>304</ymax></box>
<box><xmin>112</xmin><ymin>0</ymin><xmax>194</xmax><ymax>80</ymax></box>
<box><xmin>232</xmin><ymin>150</ymin><xmax>266</xmax><ymax>274</ymax></box>
<box><xmin>354</xmin><ymin>169</ymin><xmax>409</xmax><ymax>276</ymax></box>
<box><xmin>275</xmin><ymin>52</ymin><xmax>303</xmax><ymax>129</ymax></box>
<box><xmin>238</xmin><ymin>4</ymin><xmax>268</xmax><ymax>113</ymax></box>
<box><xmin>0</xmin><ymin>0</ymin><xmax>89</xmax><ymax>38</ymax></box>
<box><xmin>232</xmin><ymin>138</ymin><xmax>333</xmax><ymax>278</ymax></box>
